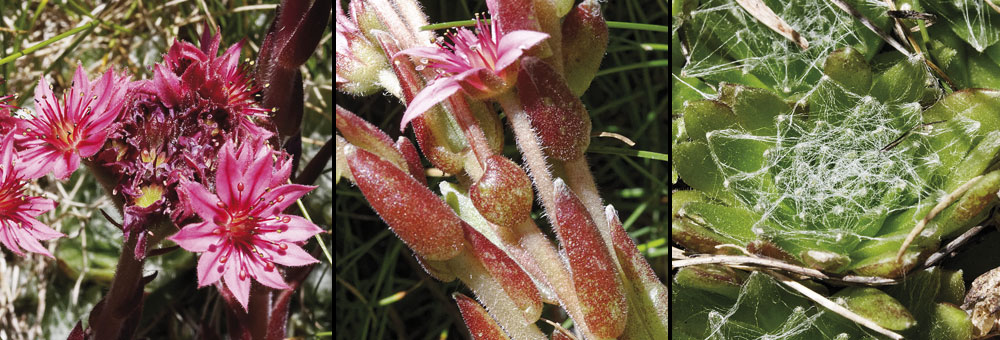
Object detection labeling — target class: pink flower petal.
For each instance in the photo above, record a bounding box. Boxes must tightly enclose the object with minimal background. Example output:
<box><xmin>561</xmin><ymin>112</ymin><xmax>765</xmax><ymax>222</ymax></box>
<box><xmin>266</xmin><ymin>215</ymin><xmax>323</xmax><ymax>243</ymax></box>
<box><xmin>256</xmin><ymin>184</ymin><xmax>315</xmax><ymax>216</ymax></box>
<box><xmin>23</xmin><ymin>217</ymin><xmax>64</xmax><ymax>241</ymax></box>
<box><xmin>248</xmin><ymin>258</ymin><xmax>290</xmax><ymax>290</ymax></box>
<box><xmin>215</xmin><ymin>141</ymin><xmax>241</xmax><ymax>205</ymax></box>
<box><xmin>51</xmin><ymin>151</ymin><xmax>80</xmax><ymax>180</ymax></box>
<box><xmin>169</xmin><ymin>221</ymin><xmax>221</xmax><ymax>252</ymax></box>
<box><xmin>67</xmin><ymin>65</ymin><xmax>92</xmax><ymax>123</ymax></box>
<box><xmin>11</xmin><ymin>227</ymin><xmax>52</xmax><ymax>257</ymax></box>
<box><xmin>20</xmin><ymin>197</ymin><xmax>56</xmax><ymax>218</ymax></box>
<box><xmin>76</xmin><ymin>132</ymin><xmax>110</xmax><ymax>157</ymax></box>
<box><xmin>179</xmin><ymin>181</ymin><xmax>225</xmax><ymax>222</ymax></box>
<box><xmin>495</xmin><ymin>30</ymin><xmax>549</xmax><ymax>72</ymax></box>
<box><xmin>270</xmin><ymin>242</ymin><xmax>319</xmax><ymax>267</ymax></box>
<box><xmin>196</xmin><ymin>246</ymin><xmax>228</xmax><ymax>287</ymax></box>
<box><xmin>399</xmin><ymin>77</ymin><xmax>462</xmax><ymax>132</ymax></box>
<box><xmin>239</xmin><ymin>154</ymin><xmax>274</xmax><ymax>209</ymax></box>
<box><xmin>223</xmin><ymin>260</ymin><xmax>252</xmax><ymax>311</ymax></box>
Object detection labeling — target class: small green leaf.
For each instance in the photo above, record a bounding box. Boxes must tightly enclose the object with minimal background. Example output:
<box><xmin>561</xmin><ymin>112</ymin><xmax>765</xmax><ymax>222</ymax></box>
<box><xmin>834</xmin><ymin>287</ymin><xmax>916</xmax><ymax>331</ymax></box>
<box><xmin>929</xmin><ymin>303</ymin><xmax>975</xmax><ymax>340</ymax></box>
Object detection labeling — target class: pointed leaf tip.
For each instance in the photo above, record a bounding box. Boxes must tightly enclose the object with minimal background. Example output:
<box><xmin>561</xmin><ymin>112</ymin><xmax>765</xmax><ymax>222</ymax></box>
<box><xmin>453</xmin><ymin>292</ymin><xmax>512</xmax><ymax>340</ymax></box>
<box><xmin>463</xmin><ymin>224</ymin><xmax>542</xmax><ymax>322</ymax></box>
<box><xmin>553</xmin><ymin>181</ymin><xmax>626</xmax><ymax>338</ymax></box>
<box><xmin>346</xmin><ymin>147</ymin><xmax>464</xmax><ymax>261</ymax></box>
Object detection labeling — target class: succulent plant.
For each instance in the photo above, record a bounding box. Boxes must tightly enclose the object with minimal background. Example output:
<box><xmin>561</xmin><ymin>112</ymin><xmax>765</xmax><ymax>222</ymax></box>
<box><xmin>337</xmin><ymin>0</ymin><xmax>666</xmax><ymax>338</ymax></box>
<box><xmin>674</xmin><ymin>0</ymin><xmax>1000</xmax><ymax>338</ymax></box>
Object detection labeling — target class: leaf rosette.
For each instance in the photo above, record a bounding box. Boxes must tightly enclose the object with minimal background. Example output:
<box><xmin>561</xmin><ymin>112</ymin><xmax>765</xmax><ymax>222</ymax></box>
<box><xmin>674</xmin><ymin>48</ymin><xmax>1000</xmax><ymax>278</ymax></box>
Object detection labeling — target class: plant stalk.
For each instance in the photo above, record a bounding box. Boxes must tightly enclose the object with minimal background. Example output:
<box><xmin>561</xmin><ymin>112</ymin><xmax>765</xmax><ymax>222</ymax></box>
<box><xmin>497</xmin><ymin>91</ymin><xmax>558</xmax><ymax>223</ymax></box>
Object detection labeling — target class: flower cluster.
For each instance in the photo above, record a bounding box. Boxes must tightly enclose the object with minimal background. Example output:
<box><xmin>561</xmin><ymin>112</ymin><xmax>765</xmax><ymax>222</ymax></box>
<box><xmin>0</xmin><ymin>30</ymin><xmax>322</xmax><ymax>313</ymax></box>
<box><xmin>96</xmin><ymin>31</ymin><xmax>275</xmax><ymax>236</ymax></box>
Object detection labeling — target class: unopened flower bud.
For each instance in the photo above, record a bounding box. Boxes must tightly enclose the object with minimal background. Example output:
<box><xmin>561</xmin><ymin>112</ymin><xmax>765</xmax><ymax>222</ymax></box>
<box><xmin>337</xmin><ymin>1</ymin><xmax>390</xmax><ymax>96</ymax></box>
<box><xmin>471</xmin><ymin>155</ymin><xmax>534</xmax><ymax>228</ymax></box>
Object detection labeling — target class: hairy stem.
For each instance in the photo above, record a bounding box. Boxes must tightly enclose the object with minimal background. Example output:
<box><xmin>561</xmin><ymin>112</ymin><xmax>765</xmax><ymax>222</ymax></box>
<box><xmin>248</xmin><ymin>284</ymin><xmax>270</xmax><ymax>340</ymax></box>
<box><xmin>449</xmin><ymin>251</ymin><xmax>547</xmax><ymax>340</ymax></box>
<box><xmin>497</xmin><ymin>91</ymin><xmax>557</xmax><ymax>222</ymax></box>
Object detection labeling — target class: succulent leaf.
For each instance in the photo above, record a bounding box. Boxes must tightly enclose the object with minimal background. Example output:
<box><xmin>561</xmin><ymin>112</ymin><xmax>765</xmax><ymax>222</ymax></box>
<box><xmin>833</xmin><ymin>287</ymin><xmax>916</xmax><ymax>331</ymax></box>
<box><xmin>453</xmin><ymin>292</ymin><xmax>512</xmax><ymax>340</ymax></box>
<box><xmin>606</xmin><ymin>205</ymin><xmax>668</xmax><ymax>339</ymax></box>
<box><xmin>516</xmin><ymin>57</ymin><xmax>592</xmax><ymax>161</ymax></box>
<box><xmin>345</xmin><ymin>146</ymin><xmax>465</xmax><ymax>261</ymax></box>
<box><xmin>552</xmin><ymin>179</ymin><xmax>626</xmax><ymax>338</ymax></box>
<box><xmin>463</xmin><ymin>224</ymin><xmax>542</xmax><ymax>323</ymax></box>
<box><xmin>560</xmin><ymin>0</ymin><xmax>608</xmax><ymax>96</ymax></box>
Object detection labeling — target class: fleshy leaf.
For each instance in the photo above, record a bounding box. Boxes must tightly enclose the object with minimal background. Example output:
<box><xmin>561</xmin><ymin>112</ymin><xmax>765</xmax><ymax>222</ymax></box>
<box><xmin>516</xmin><ymin>57</ymin><xmax>592</xmax><ymax>161</ymax></box>
<box><xmin>463</xmin><ymin>224</ymin><xmax>542</xmax><ymax>323</ymax></box>
<box><xmin>336</xmin><ymin>105</ymin><xmax>408</xmax><ymax>172</ymax></box>
<box><xmin>552</xmin><ymin>179</ymin><xmax>626</xmax><ymax>338</ymax></box>
<box><xmin>453</xmin><ymin>292</ymin><xmax>512</xmax><ymax>340</ymax></box>
<box><xmin>345</xmin><ymin>146</ymin><xmax>465</xmax><ymax>261</ymax></box>
<box><xmin>561</xmin><ymin>0</ymin><xmax>608</xmax><ymax>96</ymax></box>
<box><xmin>606</xmin><ymin>205</ymin><xmax>667</xmax><ymax>339</ymax></box>
<box><xmin>833</xmin><ymin>287</ymin><xmax>916</xmax><ymax>331</ymax></box>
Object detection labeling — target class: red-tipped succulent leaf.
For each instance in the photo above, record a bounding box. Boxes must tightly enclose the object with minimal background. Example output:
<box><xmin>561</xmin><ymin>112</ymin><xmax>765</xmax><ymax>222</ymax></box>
<box><xmin>345</xmin><ymin>146</ymin><xmax>464</xmax><ymax>261</ymax></box>
<box><xmin>463</xmin><ymin>223</ymin><xmax>542</xmax><ymax>322</ymax></box>
<box><xmin>470</xmin><ymin>155</ymin><xmax>534</xmax><ymax>228</ymax></box>
<box><xmin>453</xmin><ymin>292</ymin><xmax>512</xmax><ymax>340</ymax></box>
<box><xmin>258</xmin><ymin>0</ymin><xmax>331</xmax><ymax>139</ymax></box>
<box><xmin>516</xmin><ymin>57</ymin><xmax>592</xmax><ymax>161</ymax></box>
<box><xmin>607</xmin><ymin>205</ymin><xmax>668</xmax><ymax>338</ymax></box>
<box><xmin>553</xmin><ymin>179</ymin><xmax>626</xmax><ymax>338</ymax></box>
<box><xmin>336</xmin><ymin>105</ymin><xmax>409</xmax><ymax>173</ymax></box>
<box><xmin>394</xmin><ymin>136</ymin><xmax>426</xmax><ymax>185</ymax></box>
<box><xmin>561</xmin><ymin>0</ymin><xmax>608</xmax><ymax>96</ymax></box>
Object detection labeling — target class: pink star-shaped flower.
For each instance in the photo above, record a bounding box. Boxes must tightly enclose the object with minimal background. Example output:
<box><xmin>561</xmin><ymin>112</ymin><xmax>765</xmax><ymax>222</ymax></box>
<box><xmin>0</xmin><ymin>132</ymin><xmax>62</xmax><ymax>257</ymax></box>
<box><xmin>394</xmin><ymin>15</ymin><xmax>548</xmax><ymax>131</ymax></box>
<box><xmin>16</xmin><ymin>65</ymin><xmax>129</xmax><ymax>180</ymax></box>
<box><xmin>168</xmin><ymin>138</ymin><xmax>322</xmax><ymax>311</ymax></box>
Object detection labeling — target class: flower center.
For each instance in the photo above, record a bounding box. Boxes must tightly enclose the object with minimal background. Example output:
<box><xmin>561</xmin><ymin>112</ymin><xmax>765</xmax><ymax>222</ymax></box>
<box><xmin>51</xmin><ymin>120</ymin><xmax>79</xmax><ymax>149</ymax></box>
<box><xmin>0</xmin><ymin>176</ymin><xmax>26</xmax><ymax>219</ymax></box>
<box><xmin>223</xmin><ymin>211</ymin><xmax>257</xmax><ymax>240</ymax></box>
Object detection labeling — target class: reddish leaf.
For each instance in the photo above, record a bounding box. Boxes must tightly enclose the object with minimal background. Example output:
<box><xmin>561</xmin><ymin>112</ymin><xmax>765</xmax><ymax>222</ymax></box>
<box><xmin>517</xmin><ymin>57</ymin><xmax>591</xmax><ymax>161</ymax></box>
<box><xmin>257</xmin><ymin>0</ymin><xmax>331</xmax><ymax>140</ymax></box>
<box><xmin>453</xmin><ymin>292</ymin><xmax>513</xmax><ymax>340</ymax></box>
<box><xmin>470</xmin><ymin>155</ymin><xmax>534</xmax><ymax>228</ymax></box>
<box><xmin>346</xmin><ymin>146</ymin><xmax>465</xmax><ymax>261</ymax></box>
<box><xmin>463</xmin><ymin>224</ymin><xmax>542</xmax><ymax>322</ymax></box>
<box><xmin>607</xmin><ymin>205</ymin><xmax>668</xmax><ymax>338</ymax></box>
<box><xmin>561</xmin><ymin>0</ymin><xmax>608</xmax><ymax>96</ymax></box>
<box><xmin>553</xmin><ymin>179</ymin><xmax>626</xmax><ymax>338</ymax></box>
<box><xmin>336</xmin><ymin>105</ymin><xmax>408</xmax><ymax>173</ymax></box>
<box><xmin>394</xmin><ymin>136</ymin><xmax>426</xmax><ymax>185</ymax></box>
